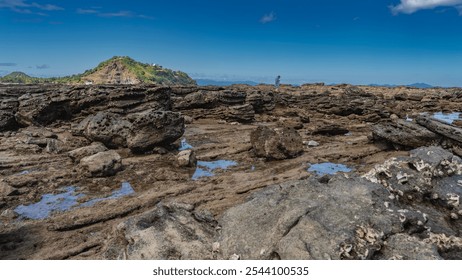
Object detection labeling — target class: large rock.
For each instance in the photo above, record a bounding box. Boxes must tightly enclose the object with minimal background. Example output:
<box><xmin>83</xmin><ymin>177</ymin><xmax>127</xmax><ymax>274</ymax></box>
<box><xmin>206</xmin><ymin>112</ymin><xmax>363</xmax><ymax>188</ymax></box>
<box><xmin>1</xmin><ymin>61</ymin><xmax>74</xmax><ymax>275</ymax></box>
<box><xmin>372</xmin><ymin>119</ymin><xmax>442</xmax><ymax>148</ymax></box>
<box><xmin>103</xmin><ymin>203</ymin><xmax>217</xmax><ymax>260</ymax></box>
<box><xmin>79</xmin><ymin>150</ymin><xmax>122</xmax><ymax>177</ymax></box>
<box><xmin>225</xmin><ymin>104</ymin><xmax>255</xmax><ymax>123</ymax></box>
<box><xmin>74</xmin><ymin>109</ymin><xmax>185</xmax><ymax>152</ymax></box>
<box><xmin>0</xmin><ymin>98</ymin><xmax>19</xmax><ymax>131</ymax></box>
<box><xmin>250</xmin><ymin>126</ymin><xmax>303</xmax><ymax>160</ymax></box>
<box><xmin>73</xmin><ymin>112</ymin><xmax>131</xmax><ymax>148</ymax></box>
<box><xmin>417</xmin><ymin>115</ymin><xmax>462</xmax><ymax>144</ymax></box>
<box><xmin>218</xmin><ymin>175</ymin><xmax>398</xmax><ymax>260</ymax></box>
<box><xmin>126</xmin><ymin>110</ymin><xmax>185</xmax><ymax>152</ymax></box>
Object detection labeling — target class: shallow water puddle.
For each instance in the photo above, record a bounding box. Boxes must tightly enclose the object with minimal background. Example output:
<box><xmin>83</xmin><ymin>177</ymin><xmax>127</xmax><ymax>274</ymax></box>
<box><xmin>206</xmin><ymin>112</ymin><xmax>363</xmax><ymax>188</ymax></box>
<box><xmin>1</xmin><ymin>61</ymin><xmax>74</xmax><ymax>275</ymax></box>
<box><xmin>178</xmin><ymin>138</ymin><xmax>193</xmax><ymax>151</ymax></box>
<box><xmin>80</xmin><ymin>182</ymin><xmax>135</xmax><ymax>207</ymax></box>
<box><xmin>192</xmin><ymin>160</ymin><xmax>238</xmax><ymax>180</ymax></box>
<box><xmin>15</xmin><ymin>186</ymin><xmax>83</xmax><ymax>220</ymax></box>
<box><xmin>15</xmin><ymin>182</ymin><xmax>135</xmax><ymax>220</ymax></box>
<box><xmin>307</xmin><ymin>163</ymin><xmax>352</xmax><ymax>176</ymax></box>
<box><xmin>431</xmin><ymin>112</ymin><xmax>461</xmax><ymax>124</ymax></box>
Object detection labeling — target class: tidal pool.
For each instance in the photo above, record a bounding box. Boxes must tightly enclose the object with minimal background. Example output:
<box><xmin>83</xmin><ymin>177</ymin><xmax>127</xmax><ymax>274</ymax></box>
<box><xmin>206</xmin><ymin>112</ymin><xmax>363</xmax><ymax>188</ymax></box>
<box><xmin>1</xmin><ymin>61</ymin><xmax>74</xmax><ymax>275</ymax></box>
<box><xmin>308</xmin><ymin>163</ymin><xmax>352</xmax><ymax>176</ymax></box>
<box><xmin>15</xmin><ymin>186</ymin><xmax>84</xmax><ymax>220</ymax></box>
<box><xmin>15</xmin><ymin>182</ymin><xmax>135</xmax><ymax>220</ymax></box>
<box><xmin>178</xmin><ymin>138</ymin><xmax>193</xmax><ymax>151</ymax></box>
<box><xmin>192</xmin><ymin>160</ymin><xmax>238</xmax><ymax>180</ymax></box>
<box><xmin>431</xmin><ymin>112</ymin><xmax>461</xmax><ymax>124</ymax></box>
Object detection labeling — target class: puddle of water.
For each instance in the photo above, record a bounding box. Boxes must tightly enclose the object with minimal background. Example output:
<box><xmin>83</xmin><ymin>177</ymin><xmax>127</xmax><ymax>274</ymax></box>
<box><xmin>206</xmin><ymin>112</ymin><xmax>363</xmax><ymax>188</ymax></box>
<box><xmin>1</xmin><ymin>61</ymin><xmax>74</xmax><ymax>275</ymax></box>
<box><xmin>15</xmin><ymin>182</ymin><xmax>135</xmax><ymax>220</ymax></box>
<box><xmin>308</xmin><ymin>163</ymin><xmax>352</xmax><ymax>176</ymax></box>
<box><xmin>80</xmin><ymin>182</ymin><xmax>135</xmax><ymax>207</ymax></box>
<box><xmin>192</xmin><ymin>160</ymin><xmax>238</xmax><ymax>180</ymax></box>
<box><xmin>178</xmin><ymin>138</ymin><xmax>193</xmax><ymax>151</ymax></box>
<box><xmin>344</xmin><ymin>132</ymin><xmax>353</xmax><ymax>136</ymax></box>
<box><xmin>15</xmin><ymin>186</ymin><xmax>84</xmax><ymax>220</ymax></box>
<box><xmin>431</xmin><ymin>112</ymin><xmax>461</xmax><ymax>124</ymax></box>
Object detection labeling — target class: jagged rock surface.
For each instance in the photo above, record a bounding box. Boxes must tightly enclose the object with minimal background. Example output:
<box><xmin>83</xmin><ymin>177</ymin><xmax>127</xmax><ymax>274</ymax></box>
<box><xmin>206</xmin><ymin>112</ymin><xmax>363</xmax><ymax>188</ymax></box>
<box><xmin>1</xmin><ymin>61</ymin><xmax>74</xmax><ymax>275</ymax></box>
<box><xmin>250</xmin><ymin>126</ymin><xmax>303</xmax><ymax>160</ymax></box>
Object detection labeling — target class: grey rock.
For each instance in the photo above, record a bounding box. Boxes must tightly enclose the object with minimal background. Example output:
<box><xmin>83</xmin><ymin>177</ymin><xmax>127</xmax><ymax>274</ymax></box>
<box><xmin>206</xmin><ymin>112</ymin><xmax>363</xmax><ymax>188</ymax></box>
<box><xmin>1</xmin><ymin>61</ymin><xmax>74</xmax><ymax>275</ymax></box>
<box><xmin>380</xmin><ymin>234</ymin><xmax>441</xmax><ymax>260</ymax></box>
<box><xmin>250</xmin><ymin>126</ymin><xmax>303</xmax><ymax>160</ymax></box>
<box><xmin>177</xmin><ymin>149</ymin><xmax>197</xmax><ymax>168</ymax></box>
<box><xmin>73</xmin><ymin>112</ymin><xmax>131</xmax><ymax>148</ymax></box>
<box><xmin>218</xmin><ymin>176</ymin><xmax>395</xmax><ymax>260</ymax></box>
<box><xmin>372</xmin><ymin>119</ymin><xmax>441</xmax><ymax>148</ymax></box>
<box><xmin>417</xmin><ymin>115</ymin><xmax>462</xmax><ymax>144</ymax></box>
<box><xmin>79</xmin><ymin>150</ymin><xmax>122</xmax><ymax>177</ymax></box>
<box><xmin>126</xmin><ymin>110</ymin><xmax>185</xmax><ymax>153</ymax></box>
<box><xmin>68</xmin><ymin>142</ymin><xmax>108</xmax><ymax>163</ymax></box>
<box><xmin>103</xmin><ymin>202</ymin><xmax>217</xmax><ymax>260</ymax></box>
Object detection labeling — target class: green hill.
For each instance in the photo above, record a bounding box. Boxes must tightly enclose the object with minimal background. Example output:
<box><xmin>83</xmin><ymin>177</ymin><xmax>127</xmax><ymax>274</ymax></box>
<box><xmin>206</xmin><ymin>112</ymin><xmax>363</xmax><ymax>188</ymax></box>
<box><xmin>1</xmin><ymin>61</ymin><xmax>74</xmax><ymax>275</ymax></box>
<box><xmin>0</xmin><ymin>56</ymin><xmax>196</xmax><ymax>85</ymax></box>
<box><xmin>0</xmin><ymin>72</ymin><xmax>42</xmax><ymax>84</ymax></box>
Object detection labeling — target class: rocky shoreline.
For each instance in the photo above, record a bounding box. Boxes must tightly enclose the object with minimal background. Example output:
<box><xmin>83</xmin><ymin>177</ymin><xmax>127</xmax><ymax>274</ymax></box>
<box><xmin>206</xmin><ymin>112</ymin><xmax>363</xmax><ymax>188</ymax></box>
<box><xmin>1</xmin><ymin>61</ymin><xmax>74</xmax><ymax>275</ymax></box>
<box><xmin>0</xmin><ymin>83</ymin><xmax>461</xmax><ymax>259</ymax></box>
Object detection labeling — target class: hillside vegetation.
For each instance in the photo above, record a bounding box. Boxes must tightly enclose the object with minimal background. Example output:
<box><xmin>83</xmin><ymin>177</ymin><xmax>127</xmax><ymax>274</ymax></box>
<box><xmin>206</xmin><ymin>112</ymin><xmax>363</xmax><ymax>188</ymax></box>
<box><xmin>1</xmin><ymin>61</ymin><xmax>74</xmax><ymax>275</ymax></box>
<box><xmin>0</xmin><ymin>56</ymin><xmax>196</xmax><ymax>85</ymax></box>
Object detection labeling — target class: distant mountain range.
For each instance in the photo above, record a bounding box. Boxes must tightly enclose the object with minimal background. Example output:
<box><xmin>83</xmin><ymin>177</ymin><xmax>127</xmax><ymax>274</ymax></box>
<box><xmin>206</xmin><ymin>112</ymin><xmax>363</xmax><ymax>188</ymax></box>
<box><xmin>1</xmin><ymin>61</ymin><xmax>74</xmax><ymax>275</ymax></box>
<box><xmin>368</xmin><ymin>82</ymin><xmax>434</xmax><ymax>89</ymax></box>
<box><xmin>0</xmin><ymin>56</ymin><xmax>196</xmax><ymax>85</ymax></box>
<box><xmin>195</xmin><ymin>79</ymin><xmax>260</xmax><ymax>86</ymax></box>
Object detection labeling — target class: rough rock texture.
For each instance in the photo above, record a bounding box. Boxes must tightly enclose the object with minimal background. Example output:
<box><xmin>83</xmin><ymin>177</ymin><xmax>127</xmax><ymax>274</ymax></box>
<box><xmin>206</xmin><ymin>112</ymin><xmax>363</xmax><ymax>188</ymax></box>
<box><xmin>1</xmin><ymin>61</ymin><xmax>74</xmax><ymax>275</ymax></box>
<box><xmin>126</xmin><ymin>110</ymin><xmax>185</xmax><ymax>152</ymax></box>
<box><xmin>417</xmin><ymin>115</ymin><xmax>462</xmax><ymax>144</ymax></box>
<box><xmin>74</xmin><ymin>110</ymin><xmax>185</xmax><ymax>152</ymax></box>
<box><xmin>79</xmin><ymin>150</ymin><xmax>122</xmax><ymax>177</ymax></box>
<box><xmin>176</xmin><ymin>150</ymin><xmax>197</xmax><ymax>167</ymax></box>
<box><xmin>68</xmin><ymin>142</ymin><xmax>108</xmax><ymax>163</ymax></box>
<box><xmin>73</xmin><ymin>112</ymin><xmax>131</xmax><ymax>148</ymax></box>
<box><xmin>103</xmin><ymin>203</ymin><xmax>217</xmax><ymax>260</ymax></box>
<box><xmin>2</xmin><ymin>83</ymin><xmax>462</xmax><ymax>260</ymax></box>
<box><xmin>250</xmin><ymin>126</ymin><xmax>303</xmax><ymax>160</ymax></box>
<box><xmin>372</xmin><ymin>119</ymin><xmax>442</xmax><ymax>148</ymax></box>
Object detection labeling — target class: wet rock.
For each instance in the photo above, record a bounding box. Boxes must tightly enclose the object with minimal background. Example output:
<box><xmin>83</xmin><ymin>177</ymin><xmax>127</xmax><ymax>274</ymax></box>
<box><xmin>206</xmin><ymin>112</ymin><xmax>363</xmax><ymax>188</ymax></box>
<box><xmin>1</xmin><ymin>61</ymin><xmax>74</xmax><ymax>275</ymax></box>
<box><xmin>103</xmin><ymin>202</ymin><xmax>217</xmax><ymax>260</ymax></box>
<box><xmin>177</xmin><ymin>149</ymin><xmax>197</xmax><ymax>167</ymax></box>
<box><xmin>250</xmin><ymin>126</ymin><xmax>303</xmax><ymax>160</ymax></box>
<box><xmin>126</xmin><ymin>110</ymin><xmax>185</xmax><ymax>153</ymax></box>
<box><xmin>74</xmin><ymin>112</ymin><xmax>131</xmax><ymax>148</ymax></box>
<box><xmin>79</xmin><ymin>150</ymin><xmax>122</xmax><ymax>177</ymax></box>
<box><xmin>372</xmin><ymin>119</ymin><xmax>441</xmax><ymax>148</ymax></box>
<box><xmin>68</xmin><ymin>142</ymin><xmax>108</xmax><ymax>163</ymax></box>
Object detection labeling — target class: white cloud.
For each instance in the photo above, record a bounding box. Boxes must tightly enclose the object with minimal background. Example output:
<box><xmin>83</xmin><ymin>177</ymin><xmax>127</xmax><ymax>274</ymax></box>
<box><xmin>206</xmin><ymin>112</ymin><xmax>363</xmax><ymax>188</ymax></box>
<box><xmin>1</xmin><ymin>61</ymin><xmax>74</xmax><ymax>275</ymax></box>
<box><xmin>0</xmin><ymin>0</ymin><xmax>62</xmax><ymax>15</ymax></box>
<box><xmin>390</xmin><ymin>0</ymin><xmax>462</xmax><ymax>14</ymax></box>
<box><xmin>260</xmin><ymin>11</ymin><xmax>276</xmax><ymax>24</ymax></box>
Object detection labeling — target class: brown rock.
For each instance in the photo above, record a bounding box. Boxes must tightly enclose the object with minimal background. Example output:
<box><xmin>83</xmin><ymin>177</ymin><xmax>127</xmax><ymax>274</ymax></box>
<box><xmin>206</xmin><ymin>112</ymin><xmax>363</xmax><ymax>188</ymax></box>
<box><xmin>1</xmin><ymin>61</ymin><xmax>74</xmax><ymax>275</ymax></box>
<box><xmin>250</xmin><ymin>126</ymin><xmax>303</xmax><ymax>160</ymax></box>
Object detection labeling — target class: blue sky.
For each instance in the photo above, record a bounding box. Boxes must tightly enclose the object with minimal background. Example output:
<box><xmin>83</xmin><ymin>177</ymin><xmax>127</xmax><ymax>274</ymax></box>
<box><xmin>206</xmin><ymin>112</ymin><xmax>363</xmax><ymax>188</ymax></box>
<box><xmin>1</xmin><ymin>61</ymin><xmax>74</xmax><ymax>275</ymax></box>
<box><xmin>1</xmin><ymin>0</ymin><xmax>462</xmax><ymax>86</ymax></box>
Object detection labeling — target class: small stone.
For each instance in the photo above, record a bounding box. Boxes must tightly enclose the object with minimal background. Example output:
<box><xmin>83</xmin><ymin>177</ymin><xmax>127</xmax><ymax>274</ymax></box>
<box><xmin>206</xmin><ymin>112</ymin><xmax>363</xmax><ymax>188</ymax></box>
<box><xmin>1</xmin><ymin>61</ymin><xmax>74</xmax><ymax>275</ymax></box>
<box><xmin>450</xmin><ymin>213</ymin><xmax>459</xmax><ymax>220</ymax></box>
<box><xmin>212</xmin><ymin>242</ymin><xmax>220</xmax><ymax>252</ymax></box>
<box><xmin>183</xmin><ymin>115</ymin><xmax>193</xmax><ymax>124</ymax></box>
<box><xmin>177</xmin><ymin>149</ymin><xmax>197</xmax><ymax>167</ymax></box>
<box><xmin>1</xmin><ymin>209</ymin><xmax>18</xmax><ymax>219</ymax></box>
<box><xmin>229</xmin><ymin>254</ymin><xmax>240</xmax><ymax>260</ymax></box>
<box><xmin>306</xmin><ymin>140</ymin><xmax>320</xmax><ymax>147</ymax></box>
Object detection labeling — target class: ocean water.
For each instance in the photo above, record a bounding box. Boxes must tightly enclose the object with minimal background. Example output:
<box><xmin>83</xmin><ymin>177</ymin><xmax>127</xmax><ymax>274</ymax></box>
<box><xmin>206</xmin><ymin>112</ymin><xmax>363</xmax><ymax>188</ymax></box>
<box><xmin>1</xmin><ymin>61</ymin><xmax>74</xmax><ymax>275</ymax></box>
<box><xmin>308</xmin><ymin>163</ymin><xmax>352</xmax><ymax>176</ymax></box>
<box><xmin>192</xmin><ymin>160</ymin><xmax>238</xmax><ymax>180</ymax></box>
